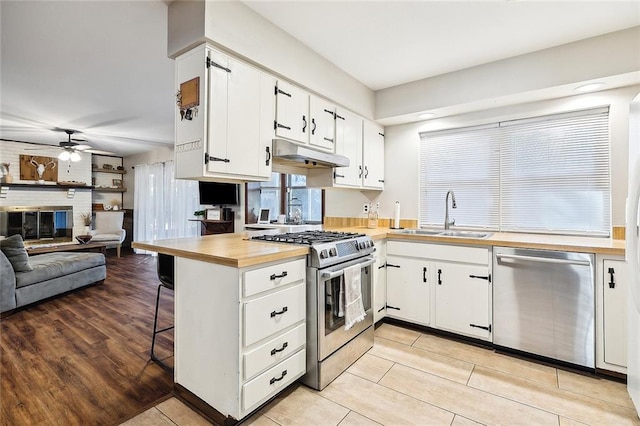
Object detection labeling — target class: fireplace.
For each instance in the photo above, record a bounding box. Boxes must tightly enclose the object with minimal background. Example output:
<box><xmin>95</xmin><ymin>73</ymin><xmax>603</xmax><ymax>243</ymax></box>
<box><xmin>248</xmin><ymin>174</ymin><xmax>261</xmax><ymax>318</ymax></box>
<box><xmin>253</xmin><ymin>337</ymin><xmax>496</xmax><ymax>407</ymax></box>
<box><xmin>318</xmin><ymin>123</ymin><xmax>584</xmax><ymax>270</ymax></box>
<box><xmin>0</xmin><ymin>206</ymin><xmax>73</xmax><ymax>242</ymax></box>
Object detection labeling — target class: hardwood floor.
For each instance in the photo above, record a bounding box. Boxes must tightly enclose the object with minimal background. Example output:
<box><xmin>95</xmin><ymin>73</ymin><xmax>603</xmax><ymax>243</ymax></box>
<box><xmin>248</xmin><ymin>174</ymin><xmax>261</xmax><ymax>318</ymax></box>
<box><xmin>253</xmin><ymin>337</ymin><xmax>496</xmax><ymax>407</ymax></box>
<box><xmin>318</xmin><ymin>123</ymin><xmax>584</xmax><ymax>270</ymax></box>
<box><xmin>1</xmin><ymin>249</ymin><xmax>174</xmax><ymax>425</ymax></box>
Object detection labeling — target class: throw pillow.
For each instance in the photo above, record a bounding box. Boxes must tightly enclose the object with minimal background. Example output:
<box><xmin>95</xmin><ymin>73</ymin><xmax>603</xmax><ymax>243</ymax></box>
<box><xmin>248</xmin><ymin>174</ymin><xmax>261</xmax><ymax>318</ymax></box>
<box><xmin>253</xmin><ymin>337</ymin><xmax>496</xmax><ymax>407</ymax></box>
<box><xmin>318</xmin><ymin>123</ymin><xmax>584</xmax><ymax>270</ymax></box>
<box><xmin>0</xmin><ymin>234</ymin><xmax>33</xmax><ymax>272</ymax></box>
<box><xmin>95</xmin><ymin>212</ymin><xmax>123</xmax><ymax>234</ymax></box>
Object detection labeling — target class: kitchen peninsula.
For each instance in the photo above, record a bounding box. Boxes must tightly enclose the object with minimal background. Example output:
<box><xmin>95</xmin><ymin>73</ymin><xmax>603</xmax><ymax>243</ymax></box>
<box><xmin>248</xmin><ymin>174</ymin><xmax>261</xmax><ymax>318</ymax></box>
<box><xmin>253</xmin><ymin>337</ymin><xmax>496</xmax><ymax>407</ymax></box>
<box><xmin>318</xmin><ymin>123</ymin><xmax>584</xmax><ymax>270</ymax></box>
<box><xmin>133</xmin><ymin>228</ymin><xmax>625</xmax><ymax>423</ymax></box>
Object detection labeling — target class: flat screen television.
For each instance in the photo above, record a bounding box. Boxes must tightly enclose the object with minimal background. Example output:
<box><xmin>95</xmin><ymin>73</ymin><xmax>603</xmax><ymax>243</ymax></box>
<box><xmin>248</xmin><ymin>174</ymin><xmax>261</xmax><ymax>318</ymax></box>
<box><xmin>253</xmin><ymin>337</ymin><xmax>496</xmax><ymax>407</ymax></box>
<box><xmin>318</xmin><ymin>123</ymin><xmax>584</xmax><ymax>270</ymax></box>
<box><xmin>198</xmin><ymin>181</ymin><xmax>240</xmax><ymax>206</ymax></box>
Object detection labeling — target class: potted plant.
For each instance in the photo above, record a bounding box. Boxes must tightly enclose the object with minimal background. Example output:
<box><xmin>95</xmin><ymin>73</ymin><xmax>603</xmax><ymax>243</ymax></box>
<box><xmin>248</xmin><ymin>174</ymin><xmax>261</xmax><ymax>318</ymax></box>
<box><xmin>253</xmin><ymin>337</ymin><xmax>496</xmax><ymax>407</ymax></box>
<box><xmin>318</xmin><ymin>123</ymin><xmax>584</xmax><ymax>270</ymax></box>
<box><xmin>80</xmin><ymin>212</ymin><xmax>92</xmax><ymax>234</ymax></box>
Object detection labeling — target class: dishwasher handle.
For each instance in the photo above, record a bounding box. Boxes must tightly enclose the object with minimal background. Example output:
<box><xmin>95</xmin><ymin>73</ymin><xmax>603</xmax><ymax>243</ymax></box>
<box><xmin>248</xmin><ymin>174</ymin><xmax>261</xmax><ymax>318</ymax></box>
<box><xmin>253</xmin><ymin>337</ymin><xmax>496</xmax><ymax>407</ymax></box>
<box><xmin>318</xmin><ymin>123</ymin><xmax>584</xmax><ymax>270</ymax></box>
<box><xmin>496</xmin><ymin>253</ymin><xmax>591</xmax><ymax>267</ymax></box>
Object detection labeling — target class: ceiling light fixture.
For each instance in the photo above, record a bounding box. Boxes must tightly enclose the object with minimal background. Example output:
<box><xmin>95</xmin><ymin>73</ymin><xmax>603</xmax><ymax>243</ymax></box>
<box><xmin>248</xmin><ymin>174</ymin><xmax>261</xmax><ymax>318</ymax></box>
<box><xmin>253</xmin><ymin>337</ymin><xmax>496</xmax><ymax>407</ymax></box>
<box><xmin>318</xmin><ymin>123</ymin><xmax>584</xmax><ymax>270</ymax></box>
<box><xmin>70</xmin><ymin>152</ymin><xmax>81</xmax><ymax>162</ymax></box>
<box><xmin>418</xmin><ymin>112</ymin><xmax>435</xmax><ymax>120</ymax></box>
<box><xmin>58</xmin><ymin>150</ymin><xmax>71</xmax><ymax>161</ymax></box>
<box><xmin>575</xmin><ymin>82</ymin><xmax>605</xmax><ymax>93</ymax></box>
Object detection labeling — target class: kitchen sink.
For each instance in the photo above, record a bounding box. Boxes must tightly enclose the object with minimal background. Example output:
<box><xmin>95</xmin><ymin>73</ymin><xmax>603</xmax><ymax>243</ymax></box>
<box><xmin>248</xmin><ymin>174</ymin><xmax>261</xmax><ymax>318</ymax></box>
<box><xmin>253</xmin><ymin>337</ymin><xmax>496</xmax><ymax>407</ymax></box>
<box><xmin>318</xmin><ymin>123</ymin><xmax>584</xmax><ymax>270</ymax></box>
<box><xmin>395</xmin><ymin>229</ymin><xmax>443</xmax><ymax>235</ymax></box>
<box><xmin>395</xmin><ymin>229</ymin><xmax>493</xmax><ymax>239</ymax></box>
<box><xmin>438</xmin><ymin>230</ymin><xmax>493</xmax><ymax>239</ymax></box>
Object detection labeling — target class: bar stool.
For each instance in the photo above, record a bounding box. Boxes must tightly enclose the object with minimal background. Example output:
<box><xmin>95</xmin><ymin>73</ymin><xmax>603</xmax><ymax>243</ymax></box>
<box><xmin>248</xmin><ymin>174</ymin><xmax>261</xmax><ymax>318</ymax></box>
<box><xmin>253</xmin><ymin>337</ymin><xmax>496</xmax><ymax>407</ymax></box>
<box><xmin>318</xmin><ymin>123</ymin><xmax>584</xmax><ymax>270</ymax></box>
<box><xmin>151</xmin><ymin>253</ymin><xmax>174</xmax><ymax>371</ymax></box>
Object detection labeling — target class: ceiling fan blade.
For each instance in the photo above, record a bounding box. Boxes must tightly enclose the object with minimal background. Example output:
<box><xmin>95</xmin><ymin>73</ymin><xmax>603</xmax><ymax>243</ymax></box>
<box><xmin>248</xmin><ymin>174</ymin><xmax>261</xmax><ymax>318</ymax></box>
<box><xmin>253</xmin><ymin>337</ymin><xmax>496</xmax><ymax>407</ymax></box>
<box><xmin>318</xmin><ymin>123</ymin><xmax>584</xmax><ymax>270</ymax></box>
<box><xmin>73</xmin><ymin>144</ymin><xmax>93</xmax><ymax>151</ymax></box>
<box><xmin>86</xmin><ymin>149</ymin><xmax>117</xmax><ymax>156</ymax></box>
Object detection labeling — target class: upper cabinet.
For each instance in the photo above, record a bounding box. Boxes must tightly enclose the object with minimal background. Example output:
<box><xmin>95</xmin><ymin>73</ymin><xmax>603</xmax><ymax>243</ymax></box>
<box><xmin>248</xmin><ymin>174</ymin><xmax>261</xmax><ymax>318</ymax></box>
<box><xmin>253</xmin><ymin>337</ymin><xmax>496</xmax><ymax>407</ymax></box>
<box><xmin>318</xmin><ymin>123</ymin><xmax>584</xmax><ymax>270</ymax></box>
<box><xmin>362</xmin><ymin>121</ymin><xmax>385</xmax><ymax>190</ymax></box>
<box><xmin>333</xmin><ymin>108</ymin><xmax>363</xmax><ymax>187</ymax></box>
<box><xmin>309</xmin><ymin>97</ymin><xmax>336</xmax><ymax>152</ymax></box>
<box><xmin>175</xmin><ymin>45</ymin><xmax>274</xmax><ymax>182</ymax></box>
<box><xmin>274</xmin><ymin>81</ymin><xmax>309</xmax><ymax>145</ymax></box>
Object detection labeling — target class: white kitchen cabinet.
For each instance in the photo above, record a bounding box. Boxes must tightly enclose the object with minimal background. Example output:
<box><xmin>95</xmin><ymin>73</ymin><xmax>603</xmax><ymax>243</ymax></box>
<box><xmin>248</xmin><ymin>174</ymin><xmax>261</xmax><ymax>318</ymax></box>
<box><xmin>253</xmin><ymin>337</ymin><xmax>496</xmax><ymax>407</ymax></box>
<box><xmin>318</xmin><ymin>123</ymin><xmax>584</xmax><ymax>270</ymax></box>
<box><xmin>174</xmin><ymin>256</ymin><xmax>306</xmax><ymax>421</ymax></box>
<box><xmin>433</xmin><ymin>262</ymin><xmax>491</xmax><ymax>340</ymax></box>
<box><xmin>362</xmin><ymin>120</ymin><xmax>385</xmax><ymax>190</ymax></box>
<box><xmin>596</xmin><ymin>256</ymin><xmax>627</xmax><ymax>372</ymax></box>
<box><xmin>274</xmin><ymin>80</ymin><xmax>310</xmax><ymax>144</ymax></box>
<box><xmin>333</xmin><ymin>108</ymin><xmax>363</xmax><ymax>187</ymax></box>
<box><xmin>373</xmin><ymin>240</ymin><xmax>387</xmax><ymax>323</ymax></box>
<box><xmin>385</xmin><ymin>254</ymin><xmax>430</xmax><ymax>326</ymax></box>
<box><xmin>385</xmin><ymin>241</ymin><xmax>491</xmax><ymax>340</ymax></box>
<box><xmin>307</xmin><ymin>117</ymin><xmax>385</xmax><ymax>190</ymax></box>
<box><xmin>175</xmin><ymin>44</ymin><xmax>274</xmax><ymax>182</ymax></box>
<box><xmin>309</xmin><ymin>96</ymin><xmax>336</xmax><ymax>151</ymax></box>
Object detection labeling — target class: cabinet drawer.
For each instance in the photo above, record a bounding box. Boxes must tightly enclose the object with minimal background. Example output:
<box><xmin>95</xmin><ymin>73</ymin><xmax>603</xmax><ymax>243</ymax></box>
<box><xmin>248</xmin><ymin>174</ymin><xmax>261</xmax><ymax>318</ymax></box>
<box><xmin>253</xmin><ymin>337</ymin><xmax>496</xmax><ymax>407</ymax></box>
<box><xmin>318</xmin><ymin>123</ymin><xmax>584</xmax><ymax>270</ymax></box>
<box><xmin>387</xmin><ymin>241</ymin><xmax>489</xmax><ymax>265</ymax></box>
<box><xmin>244</xmin><ymin>259</ymin><xmax>306</xmax><ymax>297</ymax></box>
<box><xmin>243</xmin><ymin>349</ymin><xmax>306</xmax><ymax>412</ymax></box>
<box><xmin>244</xmin><ymin>283</ymin><xmax>305</xmax><ymax>346</ymax></box>
<box><xmin>244</xmin><ymin>323</ymin><xmax>306</xmax><ymax>380</ymax></box>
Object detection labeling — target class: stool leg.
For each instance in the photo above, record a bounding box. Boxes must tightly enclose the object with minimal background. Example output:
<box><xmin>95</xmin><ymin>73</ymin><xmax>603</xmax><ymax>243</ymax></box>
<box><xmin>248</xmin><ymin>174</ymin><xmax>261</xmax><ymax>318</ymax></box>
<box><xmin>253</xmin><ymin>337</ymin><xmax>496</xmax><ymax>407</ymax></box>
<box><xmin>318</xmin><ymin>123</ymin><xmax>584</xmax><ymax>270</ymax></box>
<box><xmin>150</xmin><ymin>284</ymin><xmax>162</xmax><ymax>363</ymax></box>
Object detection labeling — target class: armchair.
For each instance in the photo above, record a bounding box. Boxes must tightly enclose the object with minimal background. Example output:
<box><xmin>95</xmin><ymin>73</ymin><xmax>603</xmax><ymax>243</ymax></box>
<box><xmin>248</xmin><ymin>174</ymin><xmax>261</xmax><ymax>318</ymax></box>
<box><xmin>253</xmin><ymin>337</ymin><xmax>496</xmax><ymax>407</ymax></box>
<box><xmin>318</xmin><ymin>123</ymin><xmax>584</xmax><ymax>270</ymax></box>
<box><xmin>89</xmin><ymin>211</ymin><xmax>126</xmax><ymax>257</ymax></box>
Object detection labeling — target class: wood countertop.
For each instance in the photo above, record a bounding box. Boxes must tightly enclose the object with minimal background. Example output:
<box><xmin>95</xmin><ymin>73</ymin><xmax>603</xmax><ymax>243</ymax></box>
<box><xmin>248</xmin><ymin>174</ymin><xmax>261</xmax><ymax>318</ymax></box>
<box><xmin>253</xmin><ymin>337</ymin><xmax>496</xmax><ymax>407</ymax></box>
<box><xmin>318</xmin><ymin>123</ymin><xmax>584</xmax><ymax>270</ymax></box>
<box><xmin>132</xmin><ymin>232</ymin><xmax>309</xmax><ymax>268</ymax></box>
<box><xmin>133</xmin><ymin>226</ymin><xmax>625</xmax><ymax>268</ymax></box>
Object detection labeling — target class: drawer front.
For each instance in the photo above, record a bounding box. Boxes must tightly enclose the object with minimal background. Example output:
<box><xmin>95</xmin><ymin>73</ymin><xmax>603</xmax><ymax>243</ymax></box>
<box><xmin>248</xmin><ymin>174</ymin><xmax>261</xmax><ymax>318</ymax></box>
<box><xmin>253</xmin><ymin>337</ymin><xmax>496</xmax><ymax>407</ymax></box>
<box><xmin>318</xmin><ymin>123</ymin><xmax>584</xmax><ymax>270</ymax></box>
<box><xmin>242</xmin><ymin>349</ymin><xmax>306</xmax><ymax>412</ymax></box>
<box><xmin>244</xmin><ymin>283</ymin><xmax>305</xmax><ymax>346</ymax></box>
<box><xmin>244</xmin><ymin>259</ymin><xmax>306</xmax><ymax>297</ymax></box>
<box><xmin>387</xmin><ymin>241</ymin><xmax>489</xmax><ymax>265</ymax></box>
<box><xmin>244</xmin><ymin>323</ymin><xmax>306</xmax><ymax>380</ymax></box>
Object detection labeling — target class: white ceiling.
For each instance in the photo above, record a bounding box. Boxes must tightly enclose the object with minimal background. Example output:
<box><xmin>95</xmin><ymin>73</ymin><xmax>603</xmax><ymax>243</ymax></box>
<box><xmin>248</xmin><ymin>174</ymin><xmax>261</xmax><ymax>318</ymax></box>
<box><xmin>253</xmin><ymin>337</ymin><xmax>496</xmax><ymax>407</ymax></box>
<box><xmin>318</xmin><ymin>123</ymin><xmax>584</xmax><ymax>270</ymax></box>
<box><xmin>1</xmin><ymin>1</ymin><xmax>639</xmax><ymax>157</ymax></box>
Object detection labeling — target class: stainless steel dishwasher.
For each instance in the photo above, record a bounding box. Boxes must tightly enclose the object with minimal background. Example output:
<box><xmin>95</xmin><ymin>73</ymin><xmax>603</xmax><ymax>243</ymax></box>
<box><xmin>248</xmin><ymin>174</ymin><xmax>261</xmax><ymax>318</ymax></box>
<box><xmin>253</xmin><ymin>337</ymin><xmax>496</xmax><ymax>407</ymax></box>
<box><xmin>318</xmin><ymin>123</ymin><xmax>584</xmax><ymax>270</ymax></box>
<box><xmin>493</xmin><ymin>247</ymin><xmax>595</xmax><ymax>368</ymax></box>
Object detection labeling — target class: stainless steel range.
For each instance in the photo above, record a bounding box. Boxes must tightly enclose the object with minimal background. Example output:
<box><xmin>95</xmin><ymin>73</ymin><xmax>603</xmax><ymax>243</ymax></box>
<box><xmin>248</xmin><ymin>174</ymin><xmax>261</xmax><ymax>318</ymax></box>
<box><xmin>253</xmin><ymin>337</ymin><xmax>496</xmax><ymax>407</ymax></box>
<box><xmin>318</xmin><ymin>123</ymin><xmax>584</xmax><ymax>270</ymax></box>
<box><xmin>252</xmin><ymin>230</ymin><xmax>375</xmax><ymax>390</ymax></box>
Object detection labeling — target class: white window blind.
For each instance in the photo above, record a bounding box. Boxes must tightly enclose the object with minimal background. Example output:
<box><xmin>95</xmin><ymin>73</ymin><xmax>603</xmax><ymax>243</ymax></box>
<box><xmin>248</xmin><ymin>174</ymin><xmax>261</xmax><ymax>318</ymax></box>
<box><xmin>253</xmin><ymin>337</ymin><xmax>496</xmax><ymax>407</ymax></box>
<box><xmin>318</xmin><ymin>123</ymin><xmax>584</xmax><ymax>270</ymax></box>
<box><xmin>419</xmin><ymin>124</ymin><xmax>500</xmax><ymax>230</ymax></box>
<box><xmin>419</xmin><ymin>107</ymin><xmax>610</xmax><ymax>236</ymax></box>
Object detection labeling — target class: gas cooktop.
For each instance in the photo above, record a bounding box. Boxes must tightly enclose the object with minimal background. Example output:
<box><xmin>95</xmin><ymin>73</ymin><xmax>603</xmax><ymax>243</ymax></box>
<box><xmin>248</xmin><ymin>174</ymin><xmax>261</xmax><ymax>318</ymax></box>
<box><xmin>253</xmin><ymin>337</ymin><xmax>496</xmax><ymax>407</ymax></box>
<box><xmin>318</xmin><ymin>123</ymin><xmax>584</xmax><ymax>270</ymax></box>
<box><xmin>251</xmin><ymin>230</ymin><xmax>364</xmax><ymax>245</ymax></box>
<box><xmin>252</xmin><ymin>230</ymin><xmax>375</xmax><ymax>268</ymax></box>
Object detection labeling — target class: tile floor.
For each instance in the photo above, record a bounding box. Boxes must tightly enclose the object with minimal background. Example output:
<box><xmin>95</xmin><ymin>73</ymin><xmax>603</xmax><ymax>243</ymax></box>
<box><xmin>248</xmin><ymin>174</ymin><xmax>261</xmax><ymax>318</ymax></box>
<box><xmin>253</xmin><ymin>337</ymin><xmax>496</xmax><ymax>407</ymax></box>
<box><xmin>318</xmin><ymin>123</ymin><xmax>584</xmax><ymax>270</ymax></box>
<box><xmin>122</xmin><ymin>324</ymin><xmax>640</xmax><ymax>426</ymax></box>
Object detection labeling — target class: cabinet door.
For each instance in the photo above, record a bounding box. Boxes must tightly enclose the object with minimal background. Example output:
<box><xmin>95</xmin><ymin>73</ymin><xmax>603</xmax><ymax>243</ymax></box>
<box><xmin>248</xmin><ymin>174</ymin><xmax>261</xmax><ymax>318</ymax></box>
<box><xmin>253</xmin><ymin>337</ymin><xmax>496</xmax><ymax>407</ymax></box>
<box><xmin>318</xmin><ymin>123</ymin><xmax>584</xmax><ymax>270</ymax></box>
<box><xmin>385</xmin><ymin>255</ymin><xmax>429</xmax><ymax>326</ymax></box>
<box><xmin>362</xmin><ymin>121</ymin><xmax>385</xmax><ymax>190</ymax></box>
<box><xmin>334</xmin><ymin>108</ymin><xmax>363</xmax><ymax>187</ymax></box>
<box><xmin>373</xmin><ymin>241</ymin><xmax>387</xmax><ymax>323</ymax></box>
<box><xmin>175</xmin><ymin>45</ymin><xmax>208</xmax><ymax>179</ymax></box>
<box><xmin>309</xmin><ymin>96</ymin><xmax>335</xmax><ymax>151</ymax></box>
<box><xmin>434</xmin><ymin>263</ymin><xmax>491</xmax><ymax>340</ymax></box>
<box><xmin>603</xmin><ymin>259</ymin><xmax>627</xmax><ymax>367</ymax></box>
<box><xmin>275</xmin><ymin>81</ymin><xmax>309</xmax><ymax>144</ymax></box>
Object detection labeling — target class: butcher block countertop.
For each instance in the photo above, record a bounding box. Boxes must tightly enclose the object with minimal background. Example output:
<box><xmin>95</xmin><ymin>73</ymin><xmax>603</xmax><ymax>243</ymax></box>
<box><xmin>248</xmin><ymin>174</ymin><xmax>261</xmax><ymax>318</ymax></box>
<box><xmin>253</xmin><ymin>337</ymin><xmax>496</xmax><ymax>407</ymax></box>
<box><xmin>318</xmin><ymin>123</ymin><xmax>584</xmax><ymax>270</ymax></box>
<box><xmin>132</xmin><ymin>226</ymin><xmax>625</xmax><ymax>268</ymax></box>
<box><xmin>132</xmin><ymin>232</ymin><xmax>308</xmax><ymax>268</ymax></box>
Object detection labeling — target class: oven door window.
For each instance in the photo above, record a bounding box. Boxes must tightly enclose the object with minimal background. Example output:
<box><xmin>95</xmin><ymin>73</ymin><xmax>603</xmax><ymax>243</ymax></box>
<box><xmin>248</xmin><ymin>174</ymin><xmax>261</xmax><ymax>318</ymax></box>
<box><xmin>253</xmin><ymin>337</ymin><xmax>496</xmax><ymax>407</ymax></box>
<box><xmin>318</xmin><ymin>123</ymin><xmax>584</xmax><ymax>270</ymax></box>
<box><xmin>324</xmin><ymin>267</ymin><xmax>371</xmax><ymax>335</ymax></box>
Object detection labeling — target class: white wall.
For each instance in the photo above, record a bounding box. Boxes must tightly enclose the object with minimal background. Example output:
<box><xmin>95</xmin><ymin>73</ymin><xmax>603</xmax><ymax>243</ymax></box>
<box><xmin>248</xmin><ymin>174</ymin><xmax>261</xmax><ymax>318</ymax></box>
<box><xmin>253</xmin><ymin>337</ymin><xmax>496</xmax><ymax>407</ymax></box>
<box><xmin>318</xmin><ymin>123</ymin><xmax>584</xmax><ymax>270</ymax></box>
<box><xmin>333</xmin><ymin>85</ymin><xmax>640</xmax><ymax>229</ymax></box>
<box><xmin>168</xmin><ymin>0</ymin><xmax>375</xmax><ymax>120</ymax></box>
<box><xmin>376</xmin><ymin>26</ymin><xmax>640</xmax><ymax>122</ymax></box>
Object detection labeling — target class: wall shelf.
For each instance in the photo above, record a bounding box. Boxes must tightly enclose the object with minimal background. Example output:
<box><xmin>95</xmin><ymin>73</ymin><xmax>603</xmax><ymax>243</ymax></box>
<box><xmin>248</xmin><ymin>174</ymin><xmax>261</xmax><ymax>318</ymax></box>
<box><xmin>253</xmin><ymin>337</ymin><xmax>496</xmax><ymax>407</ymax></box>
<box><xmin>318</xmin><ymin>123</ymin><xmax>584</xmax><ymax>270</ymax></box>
<box><xmin>92</xmin><ymin>168</ymin><xmax>127</xmax><ymax>175</ymax></box>
<box><xmin>1</xmin><ymin>183</ymin><xmax>93</xmax><ymax>190</ymax></box>
<box><xmin>93</xmin><ymin>187</ymin><xmax>127</xmax><ymax>193</ymax></box>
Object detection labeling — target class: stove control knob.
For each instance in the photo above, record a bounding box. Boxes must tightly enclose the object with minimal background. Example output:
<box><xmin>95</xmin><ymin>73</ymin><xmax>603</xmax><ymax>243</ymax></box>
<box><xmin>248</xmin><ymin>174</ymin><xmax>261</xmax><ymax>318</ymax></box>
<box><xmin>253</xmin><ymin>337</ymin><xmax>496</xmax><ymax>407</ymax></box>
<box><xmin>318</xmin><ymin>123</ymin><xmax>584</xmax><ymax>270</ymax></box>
<box><xmin>320</xmin><ymin>249</ymin><xmax>328</xmax><ymax>259</ymax></box>
<box><xmin>329</xmin><ymin>248</ymin><xmax>337</xmax><ymax>257</ymax></box>
<box><xmin>359</xmin><ymin>241</ymin><xmax>366</xmax><ymax>249</ymax></box>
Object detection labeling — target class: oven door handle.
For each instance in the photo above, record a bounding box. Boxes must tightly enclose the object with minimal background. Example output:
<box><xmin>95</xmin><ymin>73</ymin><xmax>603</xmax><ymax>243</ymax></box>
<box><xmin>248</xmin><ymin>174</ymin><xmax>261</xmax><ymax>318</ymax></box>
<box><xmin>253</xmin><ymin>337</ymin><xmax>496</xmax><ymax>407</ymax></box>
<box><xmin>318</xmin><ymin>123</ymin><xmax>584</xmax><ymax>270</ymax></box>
<box><xmin>321</xmin><ymin>257</ymin><xmax>376</xmax><ymax>280</ymax></box>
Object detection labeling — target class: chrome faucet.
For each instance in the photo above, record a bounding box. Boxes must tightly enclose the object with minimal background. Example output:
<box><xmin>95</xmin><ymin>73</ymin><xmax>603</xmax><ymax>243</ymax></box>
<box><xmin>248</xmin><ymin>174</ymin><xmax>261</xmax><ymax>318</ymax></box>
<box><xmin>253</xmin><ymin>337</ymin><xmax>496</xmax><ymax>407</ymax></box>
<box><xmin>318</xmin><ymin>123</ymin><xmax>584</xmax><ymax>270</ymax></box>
<box><xmin>444</xmin><ymin>190</ymin><xmax>457</xmax><ymax>230</ymax></box>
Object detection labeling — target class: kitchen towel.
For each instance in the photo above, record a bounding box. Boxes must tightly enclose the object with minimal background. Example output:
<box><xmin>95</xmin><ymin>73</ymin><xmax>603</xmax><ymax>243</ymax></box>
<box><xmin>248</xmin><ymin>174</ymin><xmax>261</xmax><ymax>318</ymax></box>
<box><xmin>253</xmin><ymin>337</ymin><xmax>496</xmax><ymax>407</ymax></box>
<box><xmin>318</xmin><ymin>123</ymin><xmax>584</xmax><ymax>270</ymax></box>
<box><xmin>343</xmin><ymin>264</ymin><xmax>365</xmax><ymax>330</ymax></box>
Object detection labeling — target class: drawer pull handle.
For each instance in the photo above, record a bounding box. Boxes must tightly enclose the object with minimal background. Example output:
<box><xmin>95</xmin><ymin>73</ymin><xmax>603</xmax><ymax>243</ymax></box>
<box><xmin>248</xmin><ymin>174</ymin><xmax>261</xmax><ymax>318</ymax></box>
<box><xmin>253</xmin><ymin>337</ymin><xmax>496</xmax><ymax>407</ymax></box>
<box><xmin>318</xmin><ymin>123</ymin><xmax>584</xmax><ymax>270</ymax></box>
<box><xmin>269</xmin><ymin>369</ymin><xmax>288</xmax><ymax>385</ymax></box>
<box><xmin>270</xmin><ymin>342</ymin><xmax>289</xmax><ymax>356</ymax></box>
<box><xmin>270</xmin><ymin>271</ymin><xmax>288</xmax><ymax>280</ymax></box>
<box><xmin>270</xmin><ymin>307</ymin><xmax>288</xmax><ymax>317</ymax></box>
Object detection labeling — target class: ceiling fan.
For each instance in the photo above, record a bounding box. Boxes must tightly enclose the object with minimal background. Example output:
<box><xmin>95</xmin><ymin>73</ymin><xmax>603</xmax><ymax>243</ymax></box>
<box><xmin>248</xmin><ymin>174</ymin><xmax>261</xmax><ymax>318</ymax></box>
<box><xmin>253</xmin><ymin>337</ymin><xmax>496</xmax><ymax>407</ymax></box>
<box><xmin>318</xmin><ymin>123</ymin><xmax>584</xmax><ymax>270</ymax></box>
<box><xmin>22</xmin><ymin>129</ymin><xmax>115</xmax><ymax>161</ymax></box>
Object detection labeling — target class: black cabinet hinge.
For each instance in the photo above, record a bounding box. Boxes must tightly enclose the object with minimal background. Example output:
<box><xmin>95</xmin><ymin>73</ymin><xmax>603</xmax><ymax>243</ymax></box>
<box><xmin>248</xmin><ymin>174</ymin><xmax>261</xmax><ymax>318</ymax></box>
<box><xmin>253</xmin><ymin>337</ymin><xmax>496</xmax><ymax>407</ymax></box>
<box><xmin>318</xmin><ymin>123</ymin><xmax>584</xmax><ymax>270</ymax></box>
<box><xmin>469</xmin><ymin>324</ymin><xmax>491</xmax><ymax>332</ymax></box>
<box><xmin>206</xmin><ymin>57</ymin><xmax>231</xmax><ymax>73</ymax></box>
<box><xmin>274</xmin><ymin>86</ymin><xmax>291</xmax><ymax>97</ymax></box>
<box><xmin>204</xmin><ymin>153</ymin><xmax>229</xmax><ymax>164</ymax></box>
<box><xmin>386</xmin><ymin>304</ymin><xmax>400</xmax><ymax>311</ymax></box>
<box><xmin>469</xmin><ymin>274</ymin><xmax>491</xmax><ymax>283</ymax></box>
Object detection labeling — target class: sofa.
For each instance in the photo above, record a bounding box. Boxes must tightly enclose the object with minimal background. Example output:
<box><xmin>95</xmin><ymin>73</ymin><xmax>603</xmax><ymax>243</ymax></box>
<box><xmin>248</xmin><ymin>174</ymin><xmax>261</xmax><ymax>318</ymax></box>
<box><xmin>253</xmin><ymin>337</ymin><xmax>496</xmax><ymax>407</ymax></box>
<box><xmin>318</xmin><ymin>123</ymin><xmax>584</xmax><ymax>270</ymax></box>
<box><xmin>0</xmin><ymin>235</ymin><xmax>107</xmax><ymax>314</ymax></box>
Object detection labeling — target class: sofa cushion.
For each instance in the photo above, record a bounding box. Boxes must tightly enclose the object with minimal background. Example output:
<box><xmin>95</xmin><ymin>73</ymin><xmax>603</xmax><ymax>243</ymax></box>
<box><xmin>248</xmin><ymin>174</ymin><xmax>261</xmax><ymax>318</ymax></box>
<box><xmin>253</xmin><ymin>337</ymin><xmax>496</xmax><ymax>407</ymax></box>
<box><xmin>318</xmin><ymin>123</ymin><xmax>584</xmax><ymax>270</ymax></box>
<box><xmin>0</xmin><ymin>234</ymin><xmax>33</xmax><ymax>272</ymax></box>
<box><xmin>90</xmin><ymin>233</ymin><xmax>122</xmax><ymax>242</ymax></box>
<box><xmin>15</xmin><ymin>252</ymin><xmax>106</xmax><ymax>288</ymax></box>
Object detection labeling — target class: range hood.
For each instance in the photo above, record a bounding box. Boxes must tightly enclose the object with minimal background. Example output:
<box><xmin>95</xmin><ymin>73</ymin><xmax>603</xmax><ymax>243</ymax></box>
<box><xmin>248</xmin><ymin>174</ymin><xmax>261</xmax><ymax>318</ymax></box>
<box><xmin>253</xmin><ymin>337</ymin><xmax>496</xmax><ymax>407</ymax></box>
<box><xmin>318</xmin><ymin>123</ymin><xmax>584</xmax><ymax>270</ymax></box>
<box><xmin>272</xmin><ymin>139</ymin><xmax>349</xmax><ymax>168</ymax></box>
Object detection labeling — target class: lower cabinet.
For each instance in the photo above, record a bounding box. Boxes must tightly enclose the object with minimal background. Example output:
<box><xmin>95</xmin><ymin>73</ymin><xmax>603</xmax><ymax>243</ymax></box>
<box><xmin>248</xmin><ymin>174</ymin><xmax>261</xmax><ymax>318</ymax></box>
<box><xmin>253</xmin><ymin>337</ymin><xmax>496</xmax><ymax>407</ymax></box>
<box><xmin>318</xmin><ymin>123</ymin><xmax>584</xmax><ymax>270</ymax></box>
<box><xmin>373</xmin><ymin>240</ymin><xmax>387</xmax><ymax>323</ymax></box>
<box><xmin>386</xmin><ymin>254</ymin><xmax>430</xmax><ymax>326</ymax></box>
<box><xmin>386</xmin><ymin>241</ymin><xmax>491</xmax><ymax>341</ymax></box>
<box><xmin>597</xmin><ymin>256</ymin><xmax>627</xmax><ymax>373</ymax></box>
<box><xmin>433</xmin><ymin>262</ymin><xmax>491</xmax><ymax>340</ymax></box>
<box><xmin>175</xmin><ymin>256</ymin><xmax>307</xmax><ymax>420</ymax></box>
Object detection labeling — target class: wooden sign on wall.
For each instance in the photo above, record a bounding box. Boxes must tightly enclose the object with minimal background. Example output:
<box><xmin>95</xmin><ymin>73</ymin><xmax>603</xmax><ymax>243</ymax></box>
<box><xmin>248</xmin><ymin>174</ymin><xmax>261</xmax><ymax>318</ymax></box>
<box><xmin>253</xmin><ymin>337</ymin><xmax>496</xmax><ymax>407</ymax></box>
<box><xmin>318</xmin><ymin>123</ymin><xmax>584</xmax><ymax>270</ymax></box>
<box><xmin>19</xmin><ymin>155</ymin><xmax>58</xmax><ymax>182</ymax></box>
